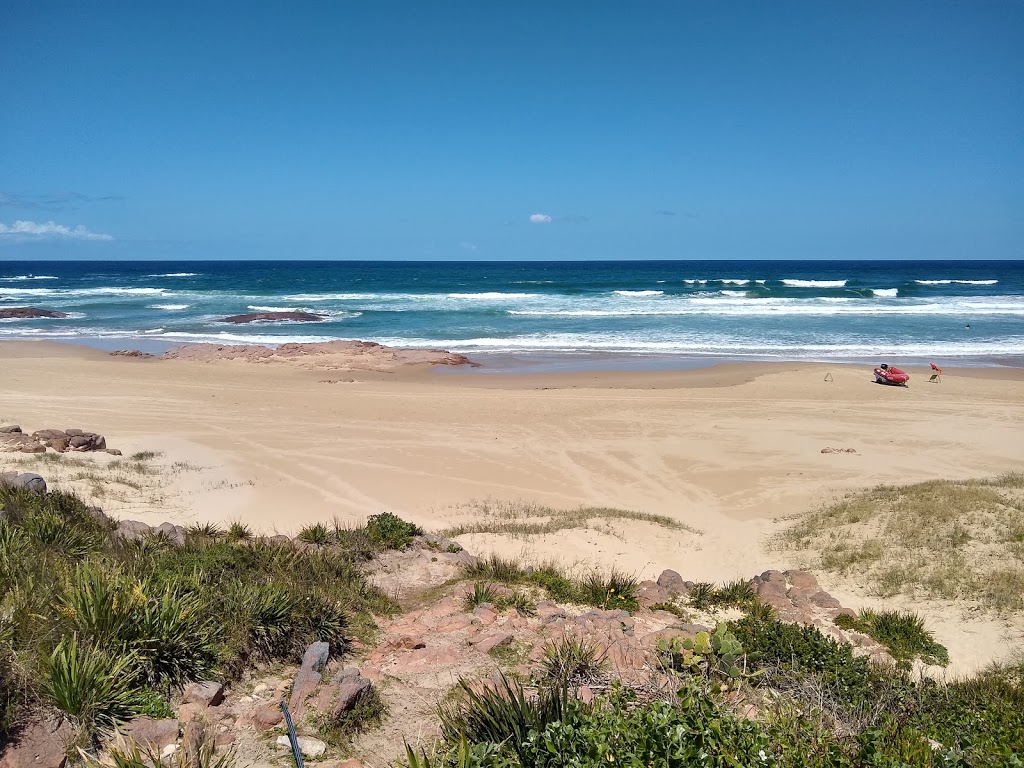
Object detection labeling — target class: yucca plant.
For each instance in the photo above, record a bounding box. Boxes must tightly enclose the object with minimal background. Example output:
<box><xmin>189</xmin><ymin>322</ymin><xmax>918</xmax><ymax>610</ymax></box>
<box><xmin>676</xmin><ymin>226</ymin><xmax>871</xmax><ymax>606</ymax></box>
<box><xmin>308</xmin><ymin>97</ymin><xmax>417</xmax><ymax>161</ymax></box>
<box><xmin>438</xmin><ymin>674</ymin><xmax>575</xmax><ymax>764</ymax></box>
<box><xmin>225</xmin><ymin>521</ymin><xmax>253</xmax><ymax>542</ymax></box>
<box><xmin>715</xmin><ymin>579</ymin><xmax>757</xmax><ymax>608</ymax></box>
<box><xmin>22</xmin><ymin>513</ymin><xmax>100</xmax><ymax>559</ymax></box>
<box><xmin>500</xmin><ymin>592</ymin><xmax>536</xmax><ymax>616</ymax></box>
<box><xmin>539</xmin><ymin>636</ymin><xmax>609</xmax><ymax>684</ymax></box>
<box><xmin>464</xmin><ymin>582</ymin><xmax>499</xmax><ymax>610</ymax></box>
<box><xmin>297</xmin><ymin>522</ymin><xmax>332</xmax><ymax>546</ymax></box>
<box><xmin>743</xmin><ymin>599</ymin><xmax>777</xmax><ymax>623</ymax></box>
<box><xmin>93</xmin><ymin>731</ymin><xmax>236</xmax><ymax>768</ymax></box>
<box><xmin>134</xmin><ymin>586</ymin><xmax>218</xmax><ymax>691</ymax></box>
<box><xmin>185</xmin><ymin>522</ymin><xmax>224</xmax><ymax>539</ymax></box>
<box><xmin>578</xmin><ymin>569</ymin><xmax>639</xmax><ymax>610</ymax></box>
<box><xmin>688</xmin><ymin>582</ymin><xmax>717</xmax><ymax>610</ymax></box>
<box><xmin>43</xmin><ymin>636</ymin><xmax>140</xmax><ymax>735</ymax></box>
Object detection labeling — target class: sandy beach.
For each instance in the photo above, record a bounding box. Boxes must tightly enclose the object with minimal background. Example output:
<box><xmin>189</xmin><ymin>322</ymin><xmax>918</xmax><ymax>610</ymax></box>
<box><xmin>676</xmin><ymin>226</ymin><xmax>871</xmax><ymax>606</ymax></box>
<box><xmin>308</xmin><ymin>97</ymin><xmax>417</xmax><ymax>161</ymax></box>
<box><xmin>2</xmin><ymin>340</ymin><xmax>1023</xmax><ymax>673</ymax></box>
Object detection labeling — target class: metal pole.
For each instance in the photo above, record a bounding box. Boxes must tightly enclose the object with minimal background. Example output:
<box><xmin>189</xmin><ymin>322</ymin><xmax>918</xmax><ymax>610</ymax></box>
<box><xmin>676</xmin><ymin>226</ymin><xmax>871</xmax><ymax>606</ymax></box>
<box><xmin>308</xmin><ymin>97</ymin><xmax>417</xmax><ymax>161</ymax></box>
<box><xmin>280</xmin><ymin>700</ymin><xmax>305</xmax><ymax>768</ymax></box>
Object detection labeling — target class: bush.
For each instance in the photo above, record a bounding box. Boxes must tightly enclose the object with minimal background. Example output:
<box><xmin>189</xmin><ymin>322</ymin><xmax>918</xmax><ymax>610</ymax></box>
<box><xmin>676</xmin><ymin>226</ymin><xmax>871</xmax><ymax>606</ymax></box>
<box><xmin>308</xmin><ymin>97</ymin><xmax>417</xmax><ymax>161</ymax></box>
<box><xmin>539</xmin><ymin>637</ymin><xmax>608</xmax><ymax>685</ymax></box>
<box><xmin>366</xmin><ymin>512</ymin><xmax>422</xmax><ymax>550</ymax></box>
<box><xmin>43</xmin><ymin>637</ymin><xmax>141</xmax><ymax>734</ymax></box>
<box><xmin>464</xmin><ymin>582</ymin><xmax>499</xmax><ymax>610</ymax></box>
<box><xmin>834</xmin><ymin>609</ymin><xmax>949</xmax><ymax>668</ymax></box>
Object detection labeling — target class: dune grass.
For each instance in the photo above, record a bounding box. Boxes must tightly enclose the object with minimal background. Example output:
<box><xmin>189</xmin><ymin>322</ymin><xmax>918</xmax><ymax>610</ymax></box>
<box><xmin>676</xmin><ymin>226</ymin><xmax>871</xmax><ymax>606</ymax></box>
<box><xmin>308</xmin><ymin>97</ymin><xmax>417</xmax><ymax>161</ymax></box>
<box><xmin>439</xmin><ymin>499</ymin><xmax>700</xmax><ymax>540</ymax></box>
<box><xmin>0</xmin><ymin>484</ymin><xmax>402</xmax><ymax>745</ymax></box>
<box><xmin>775</xmin><ymin>473</ymin><xmax>1024</xmax><ymax>612</ymax></box>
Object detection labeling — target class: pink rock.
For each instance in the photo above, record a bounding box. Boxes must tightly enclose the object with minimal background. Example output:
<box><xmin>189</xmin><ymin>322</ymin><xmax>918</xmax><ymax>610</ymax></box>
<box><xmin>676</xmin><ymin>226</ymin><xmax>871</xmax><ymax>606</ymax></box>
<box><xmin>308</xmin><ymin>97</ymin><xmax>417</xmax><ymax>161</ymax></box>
<box><xmin>0</xmin><ymin>719</ymin><xmax>73</xmax><ymax>768</ymax></box>
<box><xmin>474</xmin><ymin>633</ymin><xmax>513</xmax><ymax>654</ymax></box>
<box><xmin>637</xmin><ymin>580</ymin><xmax>672</xmax><ymax>607</ymax></box>
<box><xmin>289</xmin><ymin>641</ymin><xmax>330</xmax><ymax>717</ymax></box>
<box><xmin>809</xmin><ymin>591</ymin><xmax>842</xmax><ymax>610</ymax></box>
<box><xmin>119</xmin><ymin>717</ymin><xmax>180</xmax><ymax>750</ymax></box>
<box><xmin>182</xmin><ymin>680</ymin><xmax>225</xmax><ymax>707</ymax></box>
<box><xmin>656</xmin><ymin>569</ymin><xmax>687</xmax><ymax>594</ymax></box>
<box><xmin>250</xmin><ymin>703</ymin><xmax>284</xmax><ymax>732</ymax></box>
<box><xmin>784</xmin><ymin>570</ymin><xmax>820</xmax><ymax>592</ymax></box>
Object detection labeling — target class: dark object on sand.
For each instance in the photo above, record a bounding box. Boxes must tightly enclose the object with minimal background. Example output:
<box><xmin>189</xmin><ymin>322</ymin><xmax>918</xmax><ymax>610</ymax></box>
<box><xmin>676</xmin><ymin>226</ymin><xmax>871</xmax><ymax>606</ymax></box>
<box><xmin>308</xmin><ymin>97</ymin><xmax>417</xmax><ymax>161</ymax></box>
<box><xmin>874</xmin><ymin>364</ymin><xmax>909</xmax><ymax>387</ymax></box>
<box><xmin>0</xmin><ymin>307</ymin><xmax>69</xmax><ymax>319</ymax></box>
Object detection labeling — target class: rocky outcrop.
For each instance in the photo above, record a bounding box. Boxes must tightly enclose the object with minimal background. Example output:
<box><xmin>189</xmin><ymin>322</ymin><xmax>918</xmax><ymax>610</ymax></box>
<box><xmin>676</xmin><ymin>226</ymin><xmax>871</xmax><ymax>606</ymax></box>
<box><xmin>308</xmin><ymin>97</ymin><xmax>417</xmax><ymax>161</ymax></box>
<box><xmin>0</xmin><ymin>307</ymin><xmax>68</xmax><ymax>320</ymax></box>
<box><xmin>0</xmin><ymin>426</ymin><xmax>115</xmax><ymax>454</ymax></box>
<box><xmin>110</xmin><ymin>349</ymin><xmax>156</xmax><ymax>358</ymax></box>
<box><xmin>220</xmin><ymin>311</ymin><xmax>325</xmax><ymax>324</ymax></box>
<box><xmin>162</xmin><ymin>340</ymin><xmax>478</xmax><ymax>371</ymax></box>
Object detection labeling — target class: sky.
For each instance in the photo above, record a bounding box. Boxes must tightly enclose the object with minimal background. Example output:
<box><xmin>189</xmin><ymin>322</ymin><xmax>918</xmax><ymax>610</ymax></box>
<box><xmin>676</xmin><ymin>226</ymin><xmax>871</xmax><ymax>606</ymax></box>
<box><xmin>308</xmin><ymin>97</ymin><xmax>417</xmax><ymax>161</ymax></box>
<box><xmin>1</xmin><ymin>1</ymin><xmax>1022</xmax><ymax>261</ymax></box>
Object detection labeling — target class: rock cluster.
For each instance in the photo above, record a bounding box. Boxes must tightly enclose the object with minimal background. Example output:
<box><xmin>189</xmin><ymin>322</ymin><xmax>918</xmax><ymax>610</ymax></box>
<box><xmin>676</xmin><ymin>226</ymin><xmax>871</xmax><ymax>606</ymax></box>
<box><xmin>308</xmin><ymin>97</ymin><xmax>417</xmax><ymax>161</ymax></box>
<box><xmin>0</xmin><ymin>426</ymin><xmax>118</xmax><ymax>455</ymax></box>
<box><xmin>110</xmin><ymin>349</ymin><xmax>156</xmax><ymax>358</ymax></box>
<box><xmin>0</xmin><ymin>307</ymin><xmax>68</xmax><ymax>319</ymax></box>
<box><xmin>220</xmin><ymin>311</ymin><xmax>325</xmax><ymax>324</ymax></box>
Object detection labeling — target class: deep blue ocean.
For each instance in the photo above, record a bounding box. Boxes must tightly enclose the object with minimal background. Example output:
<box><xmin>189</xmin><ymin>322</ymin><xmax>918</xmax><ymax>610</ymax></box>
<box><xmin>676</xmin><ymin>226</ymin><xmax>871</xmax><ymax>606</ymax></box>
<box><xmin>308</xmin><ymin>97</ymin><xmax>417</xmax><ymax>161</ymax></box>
<box><xmin>2</xmin><ymin>260</ymin><xmax>1022</xmax><ymax>367</ymax></box>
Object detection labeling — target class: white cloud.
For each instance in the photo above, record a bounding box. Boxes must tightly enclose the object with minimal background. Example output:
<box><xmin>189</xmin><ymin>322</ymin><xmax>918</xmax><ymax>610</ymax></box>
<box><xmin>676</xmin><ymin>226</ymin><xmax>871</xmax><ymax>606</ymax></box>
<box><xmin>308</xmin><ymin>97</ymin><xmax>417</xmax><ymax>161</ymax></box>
<box><xmin>529</xmin><ymin>213</ymin><xmax>553</xmax><ymax>224</ymax></box>
<box><xmin>0</xmin><ymin>219</ymin><xmax>113</xmax><ymax>242</ymax></box>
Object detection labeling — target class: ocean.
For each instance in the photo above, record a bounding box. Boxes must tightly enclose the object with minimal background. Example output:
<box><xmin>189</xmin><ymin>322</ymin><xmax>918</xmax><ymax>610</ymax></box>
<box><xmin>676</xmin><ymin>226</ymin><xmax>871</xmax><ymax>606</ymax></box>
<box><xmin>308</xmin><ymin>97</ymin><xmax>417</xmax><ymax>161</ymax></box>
<box><xmin>1</xmin><ymin>260</ymin><xmax>1022</xmax><ymax>368</ymax></box>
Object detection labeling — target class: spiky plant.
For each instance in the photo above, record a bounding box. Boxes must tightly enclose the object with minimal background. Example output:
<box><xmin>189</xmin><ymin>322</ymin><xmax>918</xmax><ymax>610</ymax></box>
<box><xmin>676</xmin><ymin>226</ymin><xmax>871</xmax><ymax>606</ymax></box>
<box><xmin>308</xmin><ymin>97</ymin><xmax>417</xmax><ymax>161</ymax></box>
<box><xmin>539</xmin><ymin>637</ymin><xmax>609</xmax><ymax>684</ymax></box>
<box><xmin>464</xmin><ymin>582</ymin><xmax>499</xmax><ymax>610</ymax></box>
<box><xmin>501</xmin><ymin>592</ymin><xmax>536</xmax><ymax>616</ymax></box>
<box><xmin>297</xmin><ymin>522</ymin><xmax>332</xmax><ymax>546</ymax></box>
<box><xmin>43</xmin><ymin>637</ymin><xmax>140</xmax><ymax>736</ymax></box>
<box><xmin>225</xmin><ymin>521</ymin><xmax>253</xmax><ymax>542</ymax></box>
<box><xmin>688</xmin><ymin>582</ymin><xmax>717</xmax><ymax>610</ymax></box>
<box><xmin>578</xmin><ymin>569</ymin><xmax>639</xmax><ymax>610</ymax></box>
<box><xmin>715</xmin><ymin>579</ymin><xmax>757</xmax><ymax>608</ymax></box>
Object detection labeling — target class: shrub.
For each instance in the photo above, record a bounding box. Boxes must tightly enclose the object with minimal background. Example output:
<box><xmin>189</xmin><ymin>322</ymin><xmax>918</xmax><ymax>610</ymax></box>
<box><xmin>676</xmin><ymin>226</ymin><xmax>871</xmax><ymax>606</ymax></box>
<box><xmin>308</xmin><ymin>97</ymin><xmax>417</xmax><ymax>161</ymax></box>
<box><xmin>225</xmin><ymin>522</ymin><xmax>253</xmax><ymax>542</ymax></box>
<box><xmin>464</xmin><ymin>582</ymin><xmax>499</xmax><ymax>610</ymax></box>
<box><xmin>366</xmin><ymin>512</ymin><xmax>422</xmax><ymax>550</ymax></box>
<box><xmin>539</xmin><ymin>637</ymin><xmax>609</xmax><ymax>684</ymax></box>
<box><xmin>297</xmin><ymin>522</ymin><xmax>332</xmax><ymax>545</ymax></box>
<box><xmin>576</xmin><ymin>569</ymin><xmax>639</xmax><ymax>611</ymax></box>
<box><xmin>688</xmin><ymin>581</ymin><xmax>716</xmax><ymax>610</ymax></box>
<box><xmin>713</xmin><ymin>579</ymin><xmax>757</xmax><ymax>608</ymax></box>
<box><xmin>43</xmin><ymin>637</ymin><xmax>141</xmax><ymax>734</ymax></box>
<box><xmin>835</xmin><ymin>609</ymin><xmax>949</xmax><ymax>668</ymax></box>
<box><xmin>498</xmin><ymin>592</ymin><xmax>536</xmax><ymax>617</ymax></box>
<box><xmin>316</xmin><ymin>685</ymin><xmax>387</xmax><ymax>745</ymax></box>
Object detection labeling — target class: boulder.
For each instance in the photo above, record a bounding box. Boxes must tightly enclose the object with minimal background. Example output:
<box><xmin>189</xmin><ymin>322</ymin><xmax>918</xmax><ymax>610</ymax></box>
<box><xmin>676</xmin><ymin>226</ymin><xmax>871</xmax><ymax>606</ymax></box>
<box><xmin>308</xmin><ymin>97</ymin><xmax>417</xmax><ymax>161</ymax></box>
<box><xmin>153</xmin><ymin>522</ymin><xmax>185</xmax><ymax>545</ymax></box>
<box><xmin>182</xmin><ymin>680</ymin><xmax>225</xmax><ymax>707</ymax></box>
<box><xmin>288</xmin><ymin>641</ymin><xmax>330</xmax><ymax>717</ymax></box>
<box><xmin>116</xmin><ymin>520</ymin><xmax>153</xmax><ymax>541</ymax></box>
<box><xmin>10</xmin><ymin>473</ymin><xmax>46</xmax><ymax>493</ymax></box>
<box><xmin>0</xmin><ymin>718</ymin><xmax>74</xmax><ymax>768</ymax></box>
<box><xmin>637</xmin><ymin>580</ymin><xmax>672</xmax><ymax>607</ymax></box>
<box><xmin>314</xmin><ymin>671</ymin><xmax>372</xmax><ymax>716</ymax></box>
<box><xmin>656</xmin><ymin>569</ymin><xmax>687</xmax><ymax>594</ymax></box>
<box><xmin>785</xmin><ymin>570</ymin><xmax>820</xmax><ymax>592</ymax></box>
<box><xmin>275</xmin><ymin>736</ymin><xmax>326</xmax><ymax>759</ymax></box>
<box><xmin>535</xmin><ymin>601</ymin><xmax>566</xmax><ymax>623</ymax></box>
<box><xmin>0</xmin><ymin>433</ymin><xmax>43</xmax><ymax>453</ymax></box>
<box><xmin>0</xmin><ymin>425</ymin><xmax>21</xmax><ymax>433</ymax></box>
<box><xmin>119</xmin><ymin>717</ymin><xmax>180</xmax><ymax>750</ymax></box>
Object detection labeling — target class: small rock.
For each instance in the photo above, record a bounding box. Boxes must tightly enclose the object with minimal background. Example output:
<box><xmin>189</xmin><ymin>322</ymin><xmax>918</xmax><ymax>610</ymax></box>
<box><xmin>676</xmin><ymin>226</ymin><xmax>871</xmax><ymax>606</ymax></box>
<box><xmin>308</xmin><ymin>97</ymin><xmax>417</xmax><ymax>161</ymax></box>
<box><xmin>160</xmin><ymin>745</ymin><xmax>178</xmax><ymax>760</ymax></box>
<box><xmin>106</xmin><ymin>448</ymin><xmax>123</xmax><ymax>456</ymax></box>
<box><xmin>475</xmin><ymin>632</ymin><xmax>513</xmax><ymax>654</ymax></box>
<box><xmin>250</xmin><ymin>702</ymin><xmax>284</xmax><ymax>731</ymax></box>
<box><xmin>252</xmin><ymin>683</ymin><xmax>269</xmax><ymax>695</ymax></box>
<box><xmin>119</xmin><ymin>716</ymin><xmax>180</xmax><ymax>750</ymax></box>
<box><xmin>0</xmin><ymin>425</ymin><xmax>22</xmax><ymax>433</ymax></box>
<box><xmin>275</xmin><ymin>735</ymin><xmax>327</xmax><ymax>759</ymax></box>
<box><xmin>116</xmin><ymin>519</ymin><xmax>153</xmax><ymax>541</ymax></box>
<box><xmin>182</xmin><ymin>680</ymin><xmax>225</xmax><ymax>707</ymax></box>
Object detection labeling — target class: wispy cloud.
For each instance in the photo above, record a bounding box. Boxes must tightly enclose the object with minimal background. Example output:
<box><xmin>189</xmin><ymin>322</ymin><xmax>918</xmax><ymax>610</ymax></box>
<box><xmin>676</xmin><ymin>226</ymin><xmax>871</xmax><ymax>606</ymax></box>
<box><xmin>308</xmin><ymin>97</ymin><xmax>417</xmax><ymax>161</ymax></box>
<box><xmin>655</xmin><ymin>209</ymin><xmax>676</xmax><ymax>216</ymax></box>
<box><xmin>529</xmin><ymin>213</ymin><xmax>553</xmax><ymax>224</ymax></box>
<box><xmin>0</xmin><ymin>192</ymin><xmax>124</xmax><ymax>211</ymax></box>
<box><xmin>529</xmin><ymin>212</ymin><xmax>588</xmax><ymax>224</ymax></box>
<box><xmin>0</xmin><ymin>219</ymin><xmax>114</xmax><ymax>243</ymax></box>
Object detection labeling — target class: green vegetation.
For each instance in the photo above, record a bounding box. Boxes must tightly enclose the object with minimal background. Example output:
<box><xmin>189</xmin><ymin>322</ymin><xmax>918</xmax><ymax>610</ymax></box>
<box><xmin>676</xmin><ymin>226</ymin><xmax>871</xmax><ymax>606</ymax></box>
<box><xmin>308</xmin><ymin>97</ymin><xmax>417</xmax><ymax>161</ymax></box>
<box><xmin>439</xmin><ymin>499</ymin><xmax>700</xmax><ymax>540</ymax></box>
<box><xmin>367</xmin><ymin>511</ymin><xmax>423</xmax><ymax>549</ymax></box>
<box><xmin>834</xmin><ymin>609</ymin><xmax>950</xmax><ymax>668</ymax></box>
<box><xmin>777</xmin><ymin>473</ymin><xmax>1024</xmax><ymax>611</ymax></box>
<box><xmin>0</xmin><ymin>485</ymin><xmax>404</xmax><ymax>744</ymax></box>
<box><xmin>463</xmin><ymin>554</ymin><xmax>638</xmax><ymax>611</ymax></box>
<box><xmin>464</xmin><ymin>583</ymin><xmax>537</xmax><ymax>616</ymax></box>
<box><xmin>538</xmin><ymin>637</ymin><xmax>608</xmax><ymax>685</ymax></box>
<box><xmin>405</xmin><ymin>614</ymin><xmax>1024</xmax><ymax>766</ymax></box>
<box><xmin>316</xmin><ymin>686</ymin><xmax>388</xmax><ymax>747</ymax></box>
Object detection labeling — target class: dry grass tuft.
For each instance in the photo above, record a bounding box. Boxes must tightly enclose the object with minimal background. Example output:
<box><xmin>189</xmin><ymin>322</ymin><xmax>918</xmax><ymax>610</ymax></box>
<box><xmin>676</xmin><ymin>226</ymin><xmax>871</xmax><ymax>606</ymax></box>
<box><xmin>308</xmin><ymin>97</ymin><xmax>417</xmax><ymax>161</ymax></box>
<box><xmin>775</xmin><ymin>473</ymin><xmax>1024</xmax><ymax>612</ymax></box>
<box><xmin>439</xmin><ymin>498</ymin><xmax>700</xmax><ymax>540</ymax></box>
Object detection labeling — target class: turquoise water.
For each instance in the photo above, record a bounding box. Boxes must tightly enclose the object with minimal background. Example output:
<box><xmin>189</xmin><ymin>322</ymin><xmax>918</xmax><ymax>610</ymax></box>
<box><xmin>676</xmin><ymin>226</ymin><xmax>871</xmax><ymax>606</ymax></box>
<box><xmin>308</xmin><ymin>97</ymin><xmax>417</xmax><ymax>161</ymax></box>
<box><xmin>1</xmin><ymin>260</ymin><xmax>1022</xmax><ymax>365</ymax></box>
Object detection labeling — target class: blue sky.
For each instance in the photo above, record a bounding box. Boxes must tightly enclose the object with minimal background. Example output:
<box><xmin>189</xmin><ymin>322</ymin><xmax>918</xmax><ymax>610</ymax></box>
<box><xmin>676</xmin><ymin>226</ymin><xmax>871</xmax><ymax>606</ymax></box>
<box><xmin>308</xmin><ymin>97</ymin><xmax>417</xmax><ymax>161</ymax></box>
<box><xmin>1</xmin><ymin>2</ymin><xmax>1021</xmax><ymax>261</ymax></box>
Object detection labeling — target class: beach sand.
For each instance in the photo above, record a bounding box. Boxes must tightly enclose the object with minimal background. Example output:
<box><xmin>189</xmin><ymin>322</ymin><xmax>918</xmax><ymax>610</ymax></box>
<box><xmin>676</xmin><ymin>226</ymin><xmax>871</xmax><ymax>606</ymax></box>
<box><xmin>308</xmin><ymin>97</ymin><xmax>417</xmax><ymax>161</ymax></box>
<box><xmin>2</xmin><ymin>340</ymin><xmax>1023</xmax><ymax>673</ymax></box>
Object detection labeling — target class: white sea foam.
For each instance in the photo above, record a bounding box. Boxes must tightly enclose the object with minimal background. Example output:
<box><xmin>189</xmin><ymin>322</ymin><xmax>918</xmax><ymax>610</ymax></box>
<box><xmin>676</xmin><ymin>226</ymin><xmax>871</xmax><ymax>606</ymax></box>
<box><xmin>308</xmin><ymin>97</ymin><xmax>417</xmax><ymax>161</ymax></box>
<box><xmin>781</xmin><ymin>279</ymin><xmax>847</xmax><ymax>288</ymax></box>
<box><xmin>683</xmin><ymin>279</ymin><xmax>708</xmax><ymax>284</ymax></box>
<box><xmin>0</xmin><ymin>287</ymin><xmax>167</xmax><ymax>297</ymax></box>
<box><xmin>915</xmin><ymin>279</ymin><xmax>998</xmax><ymax>286</ymax></box>
<box><xmin>613</xmin><ymin>290</ymin><xmax>664</xmax><ymax>297</ymax></box>
<box><xmin>0</xmin><ymin>275</ymin><xmax>59</xmax><ymax>281</ymax></box>
<box><xmin>716</xmin><ymin>279</ymin><xmax>750</xmax><ymax>285</ymax></box>
<box><xmin>445</xmin><ymin>292</ymin><xmax>540</xmax><ymax>299</ymax></box>
<box><xmin>720</xmin><ymin>290</ymin><xmax>750</xmax><ymax>297</ymax></box>
<box><xmin>755</xmin><ymin>280</ymin><xmax>767</xmax><ymax>284</ymax></box>
<box><xmin>151</xmin><ymin>304</ymin><xmax>190</xmax><ymax>311</ymax></box>
<box><xmin>149</xmin><ymin>273</ymin><xmax>200</xmax><ymax>278</ymax></box>
<box><xmin>247</xmin><ymin>305</ymin><xmax>302</xmax><ymax>312</ymax></box>
<box><xmin>872</xmin><ymin>289</ymin><xmax>899</xmax><ymax>297</ymax></box>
